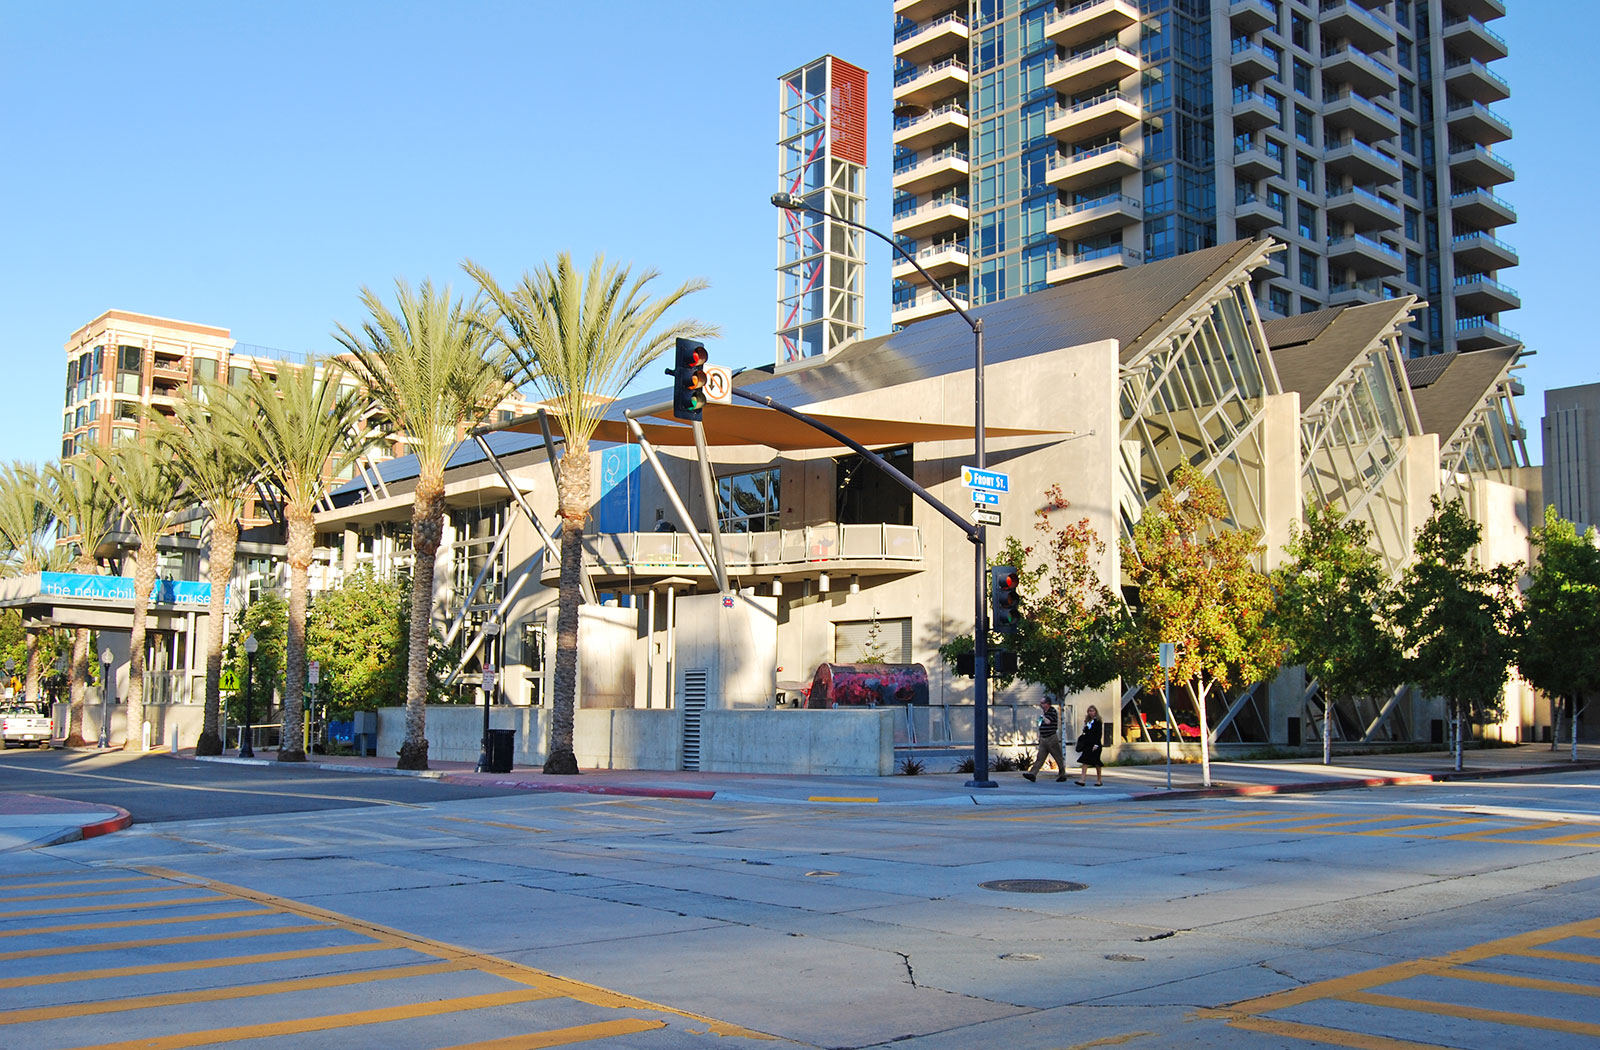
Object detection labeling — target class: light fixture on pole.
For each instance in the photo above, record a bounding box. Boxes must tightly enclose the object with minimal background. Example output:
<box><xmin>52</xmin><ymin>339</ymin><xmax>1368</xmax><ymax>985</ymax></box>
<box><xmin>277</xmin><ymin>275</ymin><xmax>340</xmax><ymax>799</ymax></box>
<box><xmin>771</xmin><ymin>191</ymin><xmax>994</xmax><ymax>788</ymax></box>
<box><xmin>477</xmin><ymin>620</ymin><xmax>502</xmax><ymax>773</ymax></box>
<box><xmin>99</xmin><ymin>648</ymin><xmax>114</xmax><ymax>749</ymax></box>
<box><xmin>241</xmin><ymin>635</ymin><xmax>257</xmax><ymax>759</ymax></box>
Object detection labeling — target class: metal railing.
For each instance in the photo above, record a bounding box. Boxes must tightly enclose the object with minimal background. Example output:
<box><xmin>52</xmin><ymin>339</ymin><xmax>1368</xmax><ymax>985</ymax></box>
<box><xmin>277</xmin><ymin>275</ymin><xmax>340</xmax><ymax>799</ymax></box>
<box><xmin>894</xmin><ymin>10</ymin><xmax>967</xmax><ymax>43</ymax></box>
<box><xmin>1453</xmin><ymin>273</ymin><xmax>1519</xmax><ymax>297</ymax></box>
<box><xmin>894</xmin><ymin>57</ymin><xmax>970</xmax><ymax>87</ymax></box>
<box><xmin>561</xmin><ymin>524</ymin><xmax>925</xmax><ymax>574</ymax></box>
<box><xmin>1456</xmin><ymin>316</ymin><xmax>1520</xmax><ymax>340</ymax></box>
<box><xmin>1327</xmin><ymin>184</ymin><xmax>1400</xmax><ymax>215</ymax></box>
<box><xmin>1329</xmin><ymin>233</ymin><xmax>1402</xmax><ymax>260</ymax></box>
<box><xmin>1046</xmin><ymin>39</ymin><xmax>1138</xmax><ymax>77</ymax></box>
<box><xmin>1444</xmin><ymin>56</ymin><xmax>1509</xmax><ymax>93</ymax></box>
<box><xmin>892</xmin><ymin>102</ymin><xmax>969</xmax><ymax>134</ymax></box>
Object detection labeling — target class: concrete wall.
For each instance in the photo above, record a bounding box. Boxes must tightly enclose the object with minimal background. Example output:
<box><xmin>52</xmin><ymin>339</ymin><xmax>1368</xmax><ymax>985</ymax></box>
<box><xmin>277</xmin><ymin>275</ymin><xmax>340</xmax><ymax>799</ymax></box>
<box><xmin>376</xmin><ymin>705</ymin><xmax>551</xmax><ymax>766</ymax></box>
<box><xmin>699</xmin><ymin>708</ymin><xmax>895</xmax><ymax>775</ymax></box>
<box><xmin>56</xmin><ymin>698</ymin><xmax>206</xmax><ymax>752</ymax></box>
<box><xmin>574</xmin><ymin>708</ymin><xmax>679</xmax><ymax>770</ymax></box>
<box><xmin>675</xmin><ymin>592</ymin><xmax>778</xmax><ymax>709</ymax></box>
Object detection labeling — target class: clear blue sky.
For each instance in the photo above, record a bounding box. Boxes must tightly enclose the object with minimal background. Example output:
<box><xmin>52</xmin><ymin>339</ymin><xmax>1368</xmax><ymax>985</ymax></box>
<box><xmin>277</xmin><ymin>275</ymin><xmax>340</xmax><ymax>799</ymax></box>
<box><xmin>1</xmin><ymin>2</ymin><xmax>1591</xmax><ymax>466</ymax></box>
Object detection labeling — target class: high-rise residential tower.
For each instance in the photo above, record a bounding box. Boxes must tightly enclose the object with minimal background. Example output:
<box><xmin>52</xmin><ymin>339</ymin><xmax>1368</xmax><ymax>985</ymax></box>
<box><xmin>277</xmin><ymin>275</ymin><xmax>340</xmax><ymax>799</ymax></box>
<box><xmin>889</xmin><ymin>0</ymin><xmax>1514</xmax><ymax>356</ymax></box>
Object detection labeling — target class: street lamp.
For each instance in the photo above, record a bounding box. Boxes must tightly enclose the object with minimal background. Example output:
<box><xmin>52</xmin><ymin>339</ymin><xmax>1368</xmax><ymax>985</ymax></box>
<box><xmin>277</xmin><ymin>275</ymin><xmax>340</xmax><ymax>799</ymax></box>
<box><xmin>476</xmin><ymin>620</ymin><xmax>502</xmax><ymax>773</ymax></box>
<box><xmin>99</xmin><ymin>648</ymin><xmax>114</xmax><ymax>749</ymax></box>
<box><xmin>241</xmin><ymin>634</ymin><xmax>257</xmax><ymax>759</ymax></box>
<box><xmin>771</xmin><ymin>190</ymin><xmax>995</xmax><ymax>788</ymax></box>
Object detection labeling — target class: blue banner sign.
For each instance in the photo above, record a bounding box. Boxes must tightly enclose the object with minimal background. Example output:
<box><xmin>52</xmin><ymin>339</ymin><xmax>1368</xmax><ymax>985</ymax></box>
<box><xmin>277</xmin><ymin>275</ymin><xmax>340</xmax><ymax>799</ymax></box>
<box><xmin>39</xmin><ymin>572</ymin><xmax>225</xmax><ymax>608</ymax></box>
<box><xmin>960</xmin><ymin>466</ymin><xmax>1010</xmax><ymax>493</ymax></box>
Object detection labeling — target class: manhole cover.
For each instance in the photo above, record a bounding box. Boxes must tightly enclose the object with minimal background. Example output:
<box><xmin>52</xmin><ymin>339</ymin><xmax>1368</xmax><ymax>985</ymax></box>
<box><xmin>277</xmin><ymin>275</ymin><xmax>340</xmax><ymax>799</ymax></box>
<box><xmin>979</xmin><ymin>879</ymin><xmax>1086</xmax><ymax>894</ymax></box>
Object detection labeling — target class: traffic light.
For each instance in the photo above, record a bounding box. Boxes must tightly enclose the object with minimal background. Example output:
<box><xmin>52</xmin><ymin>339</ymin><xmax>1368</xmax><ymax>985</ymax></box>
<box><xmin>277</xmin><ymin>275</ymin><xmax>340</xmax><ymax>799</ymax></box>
<box><xmin>991</xmin><ymin>565</ymin><xmax>1020</xmax><ymax>634</ymax></box>
<box><xmin>672</xmin><ymin>337</ymin><xmax>709</xmax><ymax>421</ymax></box>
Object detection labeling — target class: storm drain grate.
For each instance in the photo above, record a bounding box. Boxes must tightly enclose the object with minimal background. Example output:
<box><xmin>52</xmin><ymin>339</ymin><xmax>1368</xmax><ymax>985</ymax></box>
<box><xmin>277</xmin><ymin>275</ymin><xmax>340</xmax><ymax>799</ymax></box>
<box><xmin>979</xmin><ymin>879</ymin><xmax>1086</xmax><ymax>894</ymax></box>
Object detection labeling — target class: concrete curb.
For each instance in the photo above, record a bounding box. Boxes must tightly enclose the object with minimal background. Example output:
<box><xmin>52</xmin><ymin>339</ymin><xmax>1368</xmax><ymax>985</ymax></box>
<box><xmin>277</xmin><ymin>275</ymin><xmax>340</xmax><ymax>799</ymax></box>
<box><xmin>1125</xmin><ymin>761</ymin><xmax>1600</xmax><ymax>801</ymax></box>
<box><xmin>439</xmin><ymin>775</ymin><xmax>717</xmax><ymax>800</ymax></box>
<box><xmin>77</xmin><ymin>806</ymin><xmax>134</xmax><ymax>839</ymax></box>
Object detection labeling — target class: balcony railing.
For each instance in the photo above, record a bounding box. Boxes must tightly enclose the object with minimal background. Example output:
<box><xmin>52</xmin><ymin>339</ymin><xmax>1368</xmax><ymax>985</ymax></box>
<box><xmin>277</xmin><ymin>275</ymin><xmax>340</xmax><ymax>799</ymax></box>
<box><xmin>894</xmin><ymin>145</ymin><xmax>970</xmax><ymax>173</ymax></box>
<box><xmin>893</xmin><ymin>102</ymin><xmax>970</xmax><ymax>133</ymax></box>
<box><xmin>894</xmin><ymin>10</ymin><xmax>968</xmax><ymax>43</ymax></box>
<box><xmin>892</xmin><ymin>194</ymin><xmax>969</xmax><ymax>221</ymax></box>
<box><xmin>560</xmin><ymin>525</ymin><xmax>926</xmax><ymax>575</ymax></box>
<box><xmin>1332</xmin><ymin>184</ymin><xmax>1400</xmax><ymax>214</ymax></box>
<box><xmin>1454</xmin><ymin>273</ymin><xmax>1519</xmax><ymax>297</ymax></box>
<box><xmin>1329</xmin><ymin>233</ymin><xmax>1402</xmax><ymax>260</ymax></box>
<box><xmin>1451</xmin><ymin>231</ymin><xmax>1516</xmax><ymax>253</ymax></box>
<box><xmin>894</xmin><ymin>57</ymin><xmax>970</xmax><ymax>87</ymax></box>
<box><xmin>1444</xmin><ymin>57</ymin><xmax>1510</xmax><ymax>93</ymax></box>
<box><xmin>1455</xmin><ymin>316</ymin><xmax>1520</xmax><ymax>340</ymax></box>
<box><xmin>1053</xmin><ymin>193</ymin><xmax>1142</xmax><ymax>219</ymax></box>
<box><xmin>1443</xmin><ymin>13</ymin><xmax>1509</xmax><ymax>51</ymax></box>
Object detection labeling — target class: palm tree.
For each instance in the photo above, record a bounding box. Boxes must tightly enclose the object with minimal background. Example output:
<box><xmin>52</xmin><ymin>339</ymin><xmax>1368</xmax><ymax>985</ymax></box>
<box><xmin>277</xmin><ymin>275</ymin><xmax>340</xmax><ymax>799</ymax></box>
<box><xmin>43</xmin><ymin>456</ymin><xmax>120</xmax><ymax>744</ymax></box>
<box><xmin>210</xmin><ymin>361</ymin><xmax>368</xmax><ymax>762</ymax></box>
<box><xmin>91</xmin><ymin>437</ymin><xmax>185</xmax><ymax>753</ymax></box>
<box><xmin>464</xmin><ymin>253</ymin><xmax>717</xmax><ymax>775</ymax></box>
<box><xmin>149</xmin><ymin>392</ymin><xmax>258</xmax><ymax>756</ymax></box>
<box><xmin>334</xmin><ymin>279</ymin><xmax>511</xmax><ymax>771</ymax></box>
<box><xmin>0</xmin><ymin>462</ymin><xmax>55</xmax><ymax>707</ymax></box>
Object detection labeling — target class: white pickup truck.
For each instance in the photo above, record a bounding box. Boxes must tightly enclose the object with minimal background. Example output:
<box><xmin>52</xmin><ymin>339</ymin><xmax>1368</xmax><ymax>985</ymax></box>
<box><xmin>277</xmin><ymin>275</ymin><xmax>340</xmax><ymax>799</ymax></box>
<box><xmin>1</xmin><ymin>707</ymin><xmax>53</xmax><ymax>749</ymax></box>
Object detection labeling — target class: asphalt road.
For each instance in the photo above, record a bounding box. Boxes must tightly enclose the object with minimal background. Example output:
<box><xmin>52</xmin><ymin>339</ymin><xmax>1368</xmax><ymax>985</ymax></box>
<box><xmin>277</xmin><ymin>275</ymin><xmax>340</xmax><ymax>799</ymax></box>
<box><xmin>3</xmin><ymin>763</ymin><xmax>1598</xmax><ymax>1049</ymax></box>
<box><xmin>0</xmin><ymin>748</ymin><xmax>524</xmax><ymax>821</ymax></box>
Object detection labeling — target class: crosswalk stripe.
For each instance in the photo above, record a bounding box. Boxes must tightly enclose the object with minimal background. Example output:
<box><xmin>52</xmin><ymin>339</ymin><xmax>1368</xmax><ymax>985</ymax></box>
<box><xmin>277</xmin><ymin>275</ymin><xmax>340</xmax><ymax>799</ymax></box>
<box><xmin>1442</xmin><ymin>966</ymin><xmax>1600</xmax><ymax>997</ymax></box>
<box><xmin>0</xmin><ymin>894</ymin><xmax>230</xmax><ymax>919</ymax></box>
<box><xmin>0</xmin><ymin>908</ymin><xmax>274</xmax><ymax>940</ymax></box>
<box><xmin>0</xmin><ymin>876</ymin><xmax>159</xmax><ymax>892</ymax></box>
<box><xmin>4</xmin><ymin>885</ymin><xmax>210</xmax><ymax>904</ymax></box>
<box><xmin>1228</xmin><ymin>1014</ymin><xmax>1456</xmax><ymax>1049</ymax></box>
<box><xmin>1340</xmin><ymin>989</ymin><xmax>1600</xmax><ymax>1037</ymax></box>
<box><xmin>0</xmin><ymin>941</ymin><xmax>392</xmax><ymax>988</ymax></box>
<box><xmin>0</xmin><ymin>922</ymin><xmax>329</xmax><ymax>962</ymax></box>
<box><xmin>429</xmin><ymin>1018</ymin><xmax>669</xmax><ymax>1049</ymax></box>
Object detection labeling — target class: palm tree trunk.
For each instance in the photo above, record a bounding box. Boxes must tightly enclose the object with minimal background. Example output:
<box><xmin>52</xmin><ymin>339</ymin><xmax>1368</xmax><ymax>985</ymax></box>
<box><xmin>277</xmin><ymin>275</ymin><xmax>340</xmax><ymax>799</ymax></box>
<box><xmin>197</xmin><ymin>520</ymin><xmax>238</xmax><ymax>756</ymax></box>
<box><xmin>126</xmin><ymin>546</ymin><xmax>157</xmax><ymax>752</ymax></box>
<box><xmin>545</xmin><ymin>442</ymin><xmax>589</xmax><ymax>776</ymax></box>
<box><xmin>279</xmin><ymin>508</ymin><xmax>313</xmax><ymax>762</ymax></box>
<box><xmin>66</xmin><ymin>626</ymin><xmax>88</xmax><ymax>745</ymax></box>
<box><xmin>398</xmin><ymin>474</ymin><xmax>445</xmax><ymax>771</ymax></box>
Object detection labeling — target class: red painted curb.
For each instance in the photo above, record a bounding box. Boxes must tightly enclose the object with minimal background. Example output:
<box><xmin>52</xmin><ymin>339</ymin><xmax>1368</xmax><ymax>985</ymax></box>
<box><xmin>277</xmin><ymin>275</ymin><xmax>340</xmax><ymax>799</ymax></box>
<box><xmin>440</xmin><ymin>776</ymin><xmax>715</xmax><ymax>800</ymax></box>
<box><xmin>76</xmin><ymin>807</ymin><xmax>132</xmax><ymax>839</ymax></box>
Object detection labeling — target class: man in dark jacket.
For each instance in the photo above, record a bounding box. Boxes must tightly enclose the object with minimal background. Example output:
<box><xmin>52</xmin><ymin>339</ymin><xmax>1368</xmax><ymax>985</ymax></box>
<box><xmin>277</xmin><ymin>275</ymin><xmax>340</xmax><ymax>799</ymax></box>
<box><xmin>1022</xmin><ymin>695</ymin><xmax>1068</xmax><ymax>782</ymax></box>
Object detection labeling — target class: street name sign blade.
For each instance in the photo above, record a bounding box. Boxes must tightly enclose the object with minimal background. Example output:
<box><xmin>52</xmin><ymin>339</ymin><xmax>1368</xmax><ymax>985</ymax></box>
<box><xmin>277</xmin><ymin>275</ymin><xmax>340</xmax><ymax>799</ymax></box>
<box><xmin>973</xmin><ymin>508</ymin><xmax>1002</xmax><ymax>526</ymax></box>
<box><xmin>972</xmin><ymin>491</ymin><xmax>999</xmax><ymax>505</ymax></box>
<box><xmin>961</xmin><ymin>466</ymin><xmax>1010</xmax><ymax>493</ymax></box>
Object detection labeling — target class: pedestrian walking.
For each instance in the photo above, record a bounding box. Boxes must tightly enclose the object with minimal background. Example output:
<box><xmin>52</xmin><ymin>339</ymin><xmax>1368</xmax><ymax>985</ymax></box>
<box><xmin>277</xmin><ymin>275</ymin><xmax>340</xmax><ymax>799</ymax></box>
<box><xmin>1075</xmin><ymin>704</ymin><xmax>1104</xmax><ymax>786</ymax></box>
<box><xmin>1022</xmin><ymin>695</ymin><xmax>1067</xmax><ymax>782</ymax></box>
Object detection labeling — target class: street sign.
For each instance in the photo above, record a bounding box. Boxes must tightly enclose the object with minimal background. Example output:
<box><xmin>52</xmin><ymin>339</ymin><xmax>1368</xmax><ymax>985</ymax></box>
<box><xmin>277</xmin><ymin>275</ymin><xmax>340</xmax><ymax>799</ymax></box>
<box><xmin>971</xmin><ymin>491</ymin><xmax>999</xmax><ymax>505</ymax></box>
<box><xmin>704</xmin><ymin>364</ymin><xmax>733</xmax><ymax>405</ymax></box>
<box><xmin>220</xmin><ymin>669</ymin><xmax>239</xmax><ymax>691</ymax></box>
<box><xmin>482</xmin><ymin>664</ymin><xmax>497</xmax><ymax>693</ymax></box>
<box><xmin>960</xmin><ymin>466</ymin><xmax>1010</xmax><ymax>493</ymax></box>
<box><xmin>973</xmin><ymin>508</ymin><xmax>1002</xmax><ymax>527</ymax></box>
<box><xmin>1159</xmin><ymin>643</ymin><xmax>1176</xmax><ymax>669</ymax></box>
<box><xmin>308</xmin><ymin>661</ymin><xmax>320</xmax><ymax>685</ymax></box>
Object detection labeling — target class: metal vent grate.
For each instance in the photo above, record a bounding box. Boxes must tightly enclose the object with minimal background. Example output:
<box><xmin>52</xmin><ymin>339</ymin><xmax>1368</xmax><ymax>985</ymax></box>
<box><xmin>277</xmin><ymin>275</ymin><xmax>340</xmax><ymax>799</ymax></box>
<box><xmin>681</xmin><ymin>668</ymin><xmax>709</xmax><ymax>771</ymax></box>
<box><xmin>979</xmin><ymin>879</ymin><xmax>1086</xmax><ymax>894</ymax></box>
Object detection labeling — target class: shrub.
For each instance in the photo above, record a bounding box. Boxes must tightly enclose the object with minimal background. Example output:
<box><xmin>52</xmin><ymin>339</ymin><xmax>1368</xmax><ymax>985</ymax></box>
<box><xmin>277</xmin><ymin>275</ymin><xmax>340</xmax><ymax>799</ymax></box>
<box><xmin>897</xmin><ymin>757</ymin><xmax>925</xmax><ymax>775</ymax></box>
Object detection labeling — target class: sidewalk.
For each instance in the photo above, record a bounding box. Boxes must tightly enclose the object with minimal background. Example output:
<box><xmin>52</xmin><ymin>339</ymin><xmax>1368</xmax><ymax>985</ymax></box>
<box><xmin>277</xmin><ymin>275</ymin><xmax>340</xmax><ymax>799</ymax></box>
<box><xmin>0</xmin><ymin>793</ymin><xmax>130</xmax><ymax>852</ymax></box>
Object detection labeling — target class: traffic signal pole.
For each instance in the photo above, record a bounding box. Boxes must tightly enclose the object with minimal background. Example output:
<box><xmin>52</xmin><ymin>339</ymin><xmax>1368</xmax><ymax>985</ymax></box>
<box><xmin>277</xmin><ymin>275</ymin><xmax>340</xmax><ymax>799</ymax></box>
<box><xmin>970</xmin><ymin>319</ymin><xmax>995</xmax><ymax>788</ymax></box>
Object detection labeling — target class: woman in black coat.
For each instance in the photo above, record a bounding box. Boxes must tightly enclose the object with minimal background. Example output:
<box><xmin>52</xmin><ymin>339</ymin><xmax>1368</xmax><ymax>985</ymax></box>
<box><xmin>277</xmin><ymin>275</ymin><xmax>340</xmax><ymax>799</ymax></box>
<box><xmin>1075</xmin><ymin>704</ymin><xmax>1104</xmax><ymax>786</ymax></box>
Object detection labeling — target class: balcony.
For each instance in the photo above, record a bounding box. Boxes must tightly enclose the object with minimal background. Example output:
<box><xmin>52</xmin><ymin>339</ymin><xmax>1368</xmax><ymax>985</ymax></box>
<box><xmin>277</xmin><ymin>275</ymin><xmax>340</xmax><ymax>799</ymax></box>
<box><xmin>1448</xmin><ymin>143</ymin><xmax>1514</xmax><ymax>187</ymax></box>
<box><xmin>1232</xmin><ymin>139</ymin><xmax>1284</xmax><ymax>181</ymax></box>
<box><xmin>549</xmin><ymin>524</ymin><xmax>926</xmax><ymax>587</ymax></box>
<box><xmin>1443</xmin><ymin>57</ymin><xmax>1510</xmax><ymax>105</ymax></box>
<box><xmin>894</xmin><ymin>11</ymin><xmax>970</xmax><ymax>64</ymax></box>
<box><xmin>1323</xmin><ymin>90</ymin><xmax>1399</xmax><ymax>141</ymax></box>
<box><xmin>1440</xmin><ymin>0</ymin><xmax>1505</xmax><ymax>26</ymax></box>
<box><xmin>891</xmin><ymin>240</ymin><xmax>970</xmax><ymax>282</ymax></box>
<box><xmin>1318</xmin><ymin>0</ymin><xmax>1393</xmax><ymax>54</ymax></box>
<box><xmin>893</xmin><ymin>0</ymin><xmax>963</xmax><ymax>21</ymax></box>
<box><xmin>892</xmin><ymin>146</ymin><xmax>970</xmax><ymax>195</ymax></box>
<box><xmin>1453</xmin><ymin>273</ymin><xmax>1520</xmax><ymax>315</ymax></box>
<box><xmin>1325</xmin><ymin>185</ymin><xmax>1402</xmax><ymax>230</ymax></box>
<box><xmin>893</xmin><ymin>57</ymin><xmax>971</xmax><ymax>109</ymax></box>
<box><xmin>1230</xmin><ymin>86</ymin><xmax>1281</xmax><ymax>131</ymax></box>
<box><xmin>1229</xmin><ymin>0</ymin><xmax>1280</xmax><ymax>34</ymax></box>
<box><xmin>1045</xmin><ymin>0</ymin><xmax>1140</xmax><ymax>49</ymax></box>
<box><xmin>1230</xmin><ymin>38</ymin><xmax>1280</xmax><ymax>82</ymax></box>
<box><xmin>1328</xmin><ymin>277</ymin><xmax>1385</xmax><ymax>307</ymax></box>
<box><xmin>1445</xmin><ymin>99</ymin><xmax>1511</xmax><ymax>146</ymax></box>
<box><xmin>892</xmin><ymin>195</ymin><xmax>970</xmax><ymax>239</ymax></box>
<box><xmin>1046</xmin><ymin>193</ymin><xmax>1143</xmax><ymax>237</ymax></box>
<box><xmin>892</xmin><ymin>287</ymin><xmax>968</xmax><ymax>323</ymax></box>
<box><xmin>892</xmin><ymin>102</ymin><xmax>970</xmax><ymax>152</ymax></box>
<box><xmin>1046</xmin><ymin>244</ymin><xmax>1142</xmax><ymax>284</ymax></box>
<box><xmin>1325</xmin><ymin>137</ymin><xmax>1401</xmax><ymax>183</ymax></box>
<box><xmin>1321</xmin><ymin>44</ymin><xmax>1397</xmax><ymax>97</ymax></box>
<box><xmin>1044</xmin><ymin>41</ymin><xmax>1141</xmax><ymax>95</ymax></box>
<box><xmin>1327</xmin><ymin>233</ymin><xmax>1404</xmax><ymax>276</ymax></box>
<box><xmin>1234</xmin><ymin>192</ymin><xmax>1285</xmax><ymax>233</ymax></box>
<box><xmin>1450</xmin><ymin>231</ymin><xmax>1518</xmax><ymax>272</ymax></box>
<box><xmin>1442</xmin><ymin>14</ymin><xmax>1508</xmax><ymax>63</ymax></box>
<box><xmin>1045</xmin><ymin>90</ymin><xmax>1140</xmax><ymax>143</ymax></box>
<box><xmin>1454</xmin><ymin>315</ymin><xmax>1519</xmax><ymax>352</ymax></box>
<box><xmin>1044</xmin><ymin>142</ymin><xmax>1141</xmax><ymax>192</ymax></box>
<box><xmin>1450</xmin><ymin>188</ymin><xmax>1516</xmax><ymax>229</ymax></box>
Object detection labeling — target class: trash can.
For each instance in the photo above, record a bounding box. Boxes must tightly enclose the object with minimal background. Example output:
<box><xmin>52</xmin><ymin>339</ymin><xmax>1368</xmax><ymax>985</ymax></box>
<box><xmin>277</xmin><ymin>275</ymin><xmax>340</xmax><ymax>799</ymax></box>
<box><xmin>485</xmin><ymin>728</ymin><xmax>516</xmax><ymax>774</ymax></box>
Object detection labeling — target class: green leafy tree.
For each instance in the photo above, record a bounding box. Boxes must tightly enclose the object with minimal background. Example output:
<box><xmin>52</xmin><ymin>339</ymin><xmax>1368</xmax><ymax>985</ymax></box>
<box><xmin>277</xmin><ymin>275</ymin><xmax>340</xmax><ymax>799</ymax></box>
<box><xmin>1122</xmin><ymin>465</ymin><xmax>1281</xmax><ymax>787</ymax></box>
<box><xmin>465</xmin><ymin>252</ymin><xmax>718</xmax><ymax>775</ymax></box>
<box><xmin>149</xmin><ymin>393</ymin><xmax>258</xmax><ymax>756</ymax></box>
<box><xmin>1393</xmin><ymin>496</ymin><xmax>1521</xmax><ymax>772</ymax></box>
<box><xmin>334</xmin><ymin>279</ymin><xmax>511</xmax><ymax>770</ymax></box>
<box><xmin>91</xmin><ymin>437</ymin><xmax>185</xmax><ymax>752</ymax></box>
<box><xmin>1517</xmin><ymin>505</ymin><xmax>1600</xmax><ymax>760</ymax></box>
<box><xmin>0</xmin><ymin>461</ymin><xmax>55</xmax><ymax>705</ymax></box>
<box><xmin>43</xmin><ymin>457</ymin><xmax>120</xmax><ymax>743</ymax></box>
<box><xmin>307</xmin><ymin>569</ymin><xmax>407</xmax><ymax>719</ymax></box>
<box><xmin>210</xmin><ymin>362</ymin><xmax>369</xmax><ymax>762</ymax></box>
<box><xmin>1274</xmin><ymin>503</ymin><xmax>1404</xmax><ymax>764</ymax></box>
<box><xmin>223</xmin><ymin>593</ymin><xmax>287</xmax><ymax>732</ymax></box>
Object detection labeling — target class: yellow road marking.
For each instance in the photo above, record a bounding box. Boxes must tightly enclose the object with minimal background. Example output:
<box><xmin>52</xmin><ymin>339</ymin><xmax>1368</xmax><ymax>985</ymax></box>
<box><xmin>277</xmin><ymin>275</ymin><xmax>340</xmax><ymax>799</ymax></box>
<box><xmin>1341</xmin><ymin>990</ymin><xmax>1600</xmax><ymax>1037</ymax></box>
<box><xmin>1443</xmin><ymin>966</ymin><xmax>1600</xmax><ymax>997</ymax></box>
<box><xmin>438</xmin><ymin>817</ymin><xmax>550</xmax><ymax>833</ymax></box>
<box><xmin>1177</xmin><ymin>811</ymin><xmax>1349</xmax><ymax>830</ymax></box>
<box><xmin>56</xmin><ymin>989</ymin><xmax>555</xmax><ymax>1050</ymax></box>
<box><xmin>1228</xmin><ymin>1015</ymin><xmax>1457</xmax><ymax>1050</ymax></box>
<box><xmin>0</xmin><ymin>908</ymin><xmax>272</xmax><ymax>940</ymax></box>
<box><xmin>0</xmin><ymin>876</ymin><xmax>157</xmax><ymax>891</ymax></box>
<box><xmin>0</xmin><ymin>894</ymin><xmax>229</xmax><ymax>919</ymax></box>
<box><xmin>809</xmin><ymin>796</ymin><xmax>877</xmax><ymax>803</ymax></box>
<box><xmin>0</xmin><ymin>922</ymin><xmax>329</xmax><ymax>962</ymax></box>
<box><xmin>0</xmin><ymin>941</ymin><xmax>391</xmax><ymax>988</ymax></box>
<box><xmin>1527</xmin><ymin>828</ymin><xmax>1600</xmax><ymax>846</ymax></box>
<box><xmin>1516</xmin><ymin>948</ymin><xmax>1600</xmax><ymax>965</ymax></box>
<box><xmin>1349</xmin><ymin>816</ymin><xmax>1484</xmax><ymax>836</ymax></box>
<box><xmin>433</xmin><ymin>1019</ymin><xmax>668</xmax><ymax>1049</ymax></box>
<box><xmin>0</xmin><ymin>958</ymin><xmax>476</xmax><ymax>1025</ymax></box>
<box><xmin>138</xmin><ymin>865</ymin><xmax>774</xmax><ymax>1040</ymax></box>
<box><xmin>5</xmin><ymin>884</ymin><xmax>207</xmax><ymax>904</ymax></box>
<box><xmin>1435</xmin><ymin>819</ymin><xmax>1570</xmax><ymax>841</ymax></box>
